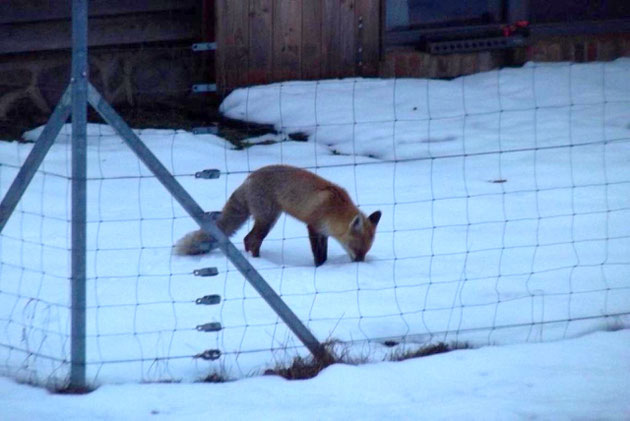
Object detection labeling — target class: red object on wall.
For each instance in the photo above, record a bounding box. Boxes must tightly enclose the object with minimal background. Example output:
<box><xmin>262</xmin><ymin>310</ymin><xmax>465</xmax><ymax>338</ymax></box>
<box><xmin>502</xmin><ymin>20</ymin><xmax>529</xmax><ymax>37</ymax></box>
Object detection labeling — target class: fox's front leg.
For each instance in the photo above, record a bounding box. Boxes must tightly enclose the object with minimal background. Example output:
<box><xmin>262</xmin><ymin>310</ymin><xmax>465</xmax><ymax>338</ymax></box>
<box><xmin>307</xmin><ymin>225</ymin><xmax>328</xmax><ymax>266</ymax></box>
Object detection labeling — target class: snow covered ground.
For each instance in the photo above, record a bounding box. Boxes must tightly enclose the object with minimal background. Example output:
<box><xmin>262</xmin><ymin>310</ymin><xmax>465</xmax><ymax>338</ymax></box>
<box><xmin>1</xmin><ymin>57</ymin><xmax>629</xmax><ymax>412</ymax></box>
<box><xmin>1</xmin><ymin>329</ymin><xmax>629</xmax><ymax>420</ymax></box>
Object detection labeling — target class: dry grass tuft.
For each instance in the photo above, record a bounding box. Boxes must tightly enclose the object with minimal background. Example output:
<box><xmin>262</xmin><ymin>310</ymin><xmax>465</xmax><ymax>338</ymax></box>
<box><xmin>263</xmin><ymin>340</ymin><xmax>364</xmax><ymax>380</ymax></box>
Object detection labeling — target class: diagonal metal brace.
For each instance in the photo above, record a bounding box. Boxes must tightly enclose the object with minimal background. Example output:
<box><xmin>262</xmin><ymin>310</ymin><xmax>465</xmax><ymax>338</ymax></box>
<box><xmin>0</xmin><ymin>85</ymin><xmax>72</xmax><ymax>233</ymax></box>
<box><xmin>86</xmin><ymin>82</ymin><xmax>332</xmax><ymax>363</ymax></box>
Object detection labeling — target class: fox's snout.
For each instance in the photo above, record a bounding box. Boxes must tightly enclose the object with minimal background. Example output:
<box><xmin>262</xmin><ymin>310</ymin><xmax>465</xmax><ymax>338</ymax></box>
<box><xmin>342</xmin><ymin>210</ymin><xmax>381</xmax><ymax>263</ymax></box>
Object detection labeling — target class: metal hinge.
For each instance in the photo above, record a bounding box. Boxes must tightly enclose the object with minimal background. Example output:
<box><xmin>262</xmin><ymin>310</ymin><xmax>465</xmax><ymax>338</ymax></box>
<box><xmin>192</xmin><ymin>84</ymin><xmax>217</xmax><ymax>93</ymax></box>
<box><xmin>192</xmin><ymin>42</ymin><xmax>217</xmax><ymax>52</ymax></box>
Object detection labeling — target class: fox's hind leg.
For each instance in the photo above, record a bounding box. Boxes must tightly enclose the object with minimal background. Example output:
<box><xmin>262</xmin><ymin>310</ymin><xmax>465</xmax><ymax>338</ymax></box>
<box><xmin>244</xmin><ymin>217</ymin><xmax>279</xmax><ymax>257</ymax></box>
<box><xmin>244</xmin><ymin>199</ymin><xmax>280</xmax><ymax>257</ymax></box>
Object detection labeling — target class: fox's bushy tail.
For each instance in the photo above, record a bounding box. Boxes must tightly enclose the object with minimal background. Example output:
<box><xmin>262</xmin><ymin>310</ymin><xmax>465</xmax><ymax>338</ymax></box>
<box><xmin>173</xmin><ymin>184</ymin><xmax>250</xmax><ymax>255</ymax></box>
<box><xmin>173</xmin><ymin>229</ymin><xmax>214</xmax><ymax>255</ymax></box>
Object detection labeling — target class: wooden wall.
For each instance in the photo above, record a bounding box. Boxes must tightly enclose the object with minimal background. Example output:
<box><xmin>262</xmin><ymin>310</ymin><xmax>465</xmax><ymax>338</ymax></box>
<box><xmin>0</xmin><ymin>0</ymin><xmax>215</xmax><ymax>139</ymax></box>
<box><xmin>215</xmin><ymin>0</ymin><xmax>382</xmax><ymax>93</ymax></box>
<box><xmin>0</xmin><ymin>0</ymin><xmax>200</xmax><ymax>54</ymax></box>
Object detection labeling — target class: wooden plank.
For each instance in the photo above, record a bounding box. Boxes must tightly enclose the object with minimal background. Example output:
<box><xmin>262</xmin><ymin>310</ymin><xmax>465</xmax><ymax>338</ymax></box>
<box><xmin>0</xmin><ymin>0</ymin><xmax>197</xmax><ymax>24</ymax></box>
<box><xmin>200</xmin><ymin>0</ymin><xmax>216</xmax><ymax>86</ymax></box>
<box><xmin>272</xmin><ymin>0</ymin><xmax>302</xmax><ymax>81</ymax></box>
<box><xmin>248</xmin><ymin>0</ymin><xmax>273</xmax><ymax>85</ymax></box>
<box><xmin>321</xmin><ymin>0</ymin><xmax>356</xmax><ymax>78</ymax></box>
<box><xmin>0</xmin><ymin>11</ymin><xmax>198</xmax><ymax>55</ymax></box>
<box><xmin>338</xmin><ymin>0</ymin><xmax>357</xmax><ymax>77</ymax></box>
<box><xmin>215</xmin><ymin>0</ymin><xmax>226</xmax><ymax>92</ymax></box>
<box><xmin>321</xmin><ymin>0</ymin><xmax>341</xmax><ymax>78</ymax></box>
<box><xmin>202</xmin><ymin>0</ymin><xmax>215</xmax><ymax>42</ymax></box>
<box><xmin>355</xmin><ymin>0</ymin><xmax>381</xmax><ymax>76</ymax></box>
<box><xmin>216</xmin><ymin>0</ymin><xmax>249</xmax><ymax>92</ymax></box>
<box><xmin>301</xmin><ymin>0</ymin><xmax>322</xmax><ymax>80</ymax></box>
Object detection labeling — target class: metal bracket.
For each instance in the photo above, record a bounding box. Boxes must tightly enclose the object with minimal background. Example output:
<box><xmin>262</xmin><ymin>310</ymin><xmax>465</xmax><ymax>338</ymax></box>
<box><xmin>194</xmin><ymin>349</ymin><xmax>221</xmax><ymax>360</ymax></box>
<box><xmin>191</xmin><ymin>42</ymin><xmax>217</xmax><ymax>98</ymax></box>
<box><xmin>192</xmin><ymin>84</ymin><xmax>217</xmax><ymax>93</ymax></box>
<box><xmin>194</xmin><ymin>169</ymin><xmax>220</xmax><ymax>179</ymax></box>
<box><xmin>427</xmin><ymin>35</ymin><xmax>526</xmax><ymax>55</ymax></box>
<box><xmin>194</xmin><ymin>267</ymin><xmax>219</xmax><ymax>277</ymax></box>
<box><xmin>196</xmin><ymin>322</ymin><xmax>222</xmax><ymax>332</ymax></box>
<box><xmin>196</xmin><ymin>295</ymin><xmax>221</xmax><ymax>305</ymax></box>
<box><xmin>192</xmin><ymin>42</ymin><xmax>217</xmax><ymax>52</ymax></box>
<box><xmin>192</xmin><ymin>126</ymin><xmax>219</xmax><ymax>135</ymax></box>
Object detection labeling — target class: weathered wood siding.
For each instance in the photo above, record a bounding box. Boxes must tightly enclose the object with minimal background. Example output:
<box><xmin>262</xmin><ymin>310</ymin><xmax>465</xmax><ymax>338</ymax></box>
<box><xmin>216</xmin><ymin>0</ymin><xmax>382</xmax><ymax>93</ymax></box>
<box><xmin>0</xmin><ymin>0</ymin><xmax>201</xmax><ymax>54</ymax></box>
<box><xmin>0</xmin><ymin>0</ymin><xmax>216</xmax><ymax>139</ymax></box>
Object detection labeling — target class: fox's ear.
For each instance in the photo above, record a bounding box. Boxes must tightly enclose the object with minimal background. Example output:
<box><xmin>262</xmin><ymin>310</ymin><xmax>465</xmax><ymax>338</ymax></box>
<box><xmin>350</xmin><ymin>214</ymin><xmax>363</xmax><ymax>232</ymax></box>
<box><xmin>368</xmin><ymin>211</ymin><xmax>382</xmax><ymax>227</ymax></box>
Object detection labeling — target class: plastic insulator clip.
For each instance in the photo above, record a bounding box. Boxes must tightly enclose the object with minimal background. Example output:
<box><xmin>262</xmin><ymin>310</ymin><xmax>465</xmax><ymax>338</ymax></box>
<box><xmin>194</xmin><ymin>349</ymin><xmax>221</xmax><ymax>360</ymax></box>
<box><xmin>196</xmin><ymin>322</ymin><xmax>222</xmax><ymax>332</ymax></box>
<box><xmin>195</xmin><ymin>169</ymin><xmax>220</xmax><ymax>179</ymax></box>
<box><xmin>194</xmin><ymin>267</ymin><xmax>218</xmax><ymax>277</ymax></box>
<box><xmin>195</xmin><ymin>295</ymin><xmax>221</xmax><ymax>305</ymax></box>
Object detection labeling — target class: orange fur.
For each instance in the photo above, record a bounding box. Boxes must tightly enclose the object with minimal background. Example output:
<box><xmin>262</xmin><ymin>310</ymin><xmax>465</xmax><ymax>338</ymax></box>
<box><xmin>174</xmin><ymin>165</ymin><xmax>381</xmax><ymax>266</ymax></box>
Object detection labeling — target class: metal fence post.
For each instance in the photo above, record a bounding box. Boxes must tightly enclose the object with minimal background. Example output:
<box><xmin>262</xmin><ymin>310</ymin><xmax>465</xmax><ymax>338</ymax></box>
<box><xmin>69</xmin><ymin>0</ymin><xmax>88</xmax><ymax>390</ymax></box>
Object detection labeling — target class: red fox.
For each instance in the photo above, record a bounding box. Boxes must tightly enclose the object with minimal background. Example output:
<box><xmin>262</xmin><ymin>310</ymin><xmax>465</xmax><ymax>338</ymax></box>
<box><xmin>174</xmin><ymin>165</ymin><xmax>381</xmax><ymax>266</ymax></box>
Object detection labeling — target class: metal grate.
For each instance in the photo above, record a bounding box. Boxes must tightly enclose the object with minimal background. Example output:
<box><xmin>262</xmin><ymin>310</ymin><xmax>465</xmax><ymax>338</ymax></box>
<box><xmin>427</xmin><ymin>35</ymin><xmax>527</xmax><ymax>55</ymax></box>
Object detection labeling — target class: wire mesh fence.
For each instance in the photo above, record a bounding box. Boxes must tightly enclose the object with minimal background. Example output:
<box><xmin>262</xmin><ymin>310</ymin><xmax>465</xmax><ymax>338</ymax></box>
<box><xmin>1</xmin><ymin>55</ymin><xmax>630</xmax><ymax>388</ymax></box>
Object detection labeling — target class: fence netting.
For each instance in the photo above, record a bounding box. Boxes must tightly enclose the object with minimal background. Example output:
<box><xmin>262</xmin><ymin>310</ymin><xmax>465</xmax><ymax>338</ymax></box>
<box><xmin>1</xmin><ymin>58</ymin><xmax>629</xmax><ymax>388</ymax></box>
